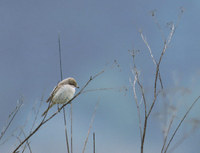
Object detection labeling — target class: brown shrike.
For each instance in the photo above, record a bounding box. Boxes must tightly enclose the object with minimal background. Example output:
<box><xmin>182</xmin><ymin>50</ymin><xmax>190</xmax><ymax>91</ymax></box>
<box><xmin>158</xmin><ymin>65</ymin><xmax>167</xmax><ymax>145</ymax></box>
<box><xmin>42</xmin><ymin>77</ymin><xmax>79</xmax><ymax>116</ymax></box>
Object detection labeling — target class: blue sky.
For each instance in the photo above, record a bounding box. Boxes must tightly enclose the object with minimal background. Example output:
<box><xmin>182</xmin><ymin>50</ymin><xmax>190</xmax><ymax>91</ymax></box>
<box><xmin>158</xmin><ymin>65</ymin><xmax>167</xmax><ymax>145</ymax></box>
<box><xmin>0</xmin><ymin>0</ymin><xmax>200</xmax><ymax>153</ymax></box>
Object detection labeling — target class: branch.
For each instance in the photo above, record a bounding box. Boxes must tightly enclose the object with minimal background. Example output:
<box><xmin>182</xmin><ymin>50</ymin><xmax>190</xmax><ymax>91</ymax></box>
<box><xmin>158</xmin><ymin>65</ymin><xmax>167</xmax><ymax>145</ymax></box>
<box><xmin>21</xmin><ymin>128</ymin><xmax>32</xmax><ymax>153</ymax></box>
<box><xmin>161</xmin><ymin>113</ymin><xmax>176</xmax><ymax>153</ymax></box>
<box><xmin>131</xmin><ymin>22</ymin><xmax>175</xmax><ymax>153</ymax></box>
<box><xmin>70</xmin><ymin>103</ymin><xmax>73</xmax><ymax>153</ymax></box>
<box><xmin>93</xmin><ymin>132</ymin><xmax>95</xmax><ymax>153</ymax></box>
<box><xmin>129</xmin><ymin>51</ymin><xmax>147</xmax><ymax>153</ymax></box>
<box><xmin>129</xmin><ymin>76</ymin><xmax>142</xmax><ymax>140</ymax></box>
<box><xmin>12</xmin><ymin>70</ymin><xmax>104</xmax><ymax>153</ymax></box>
<box><xmin>140</xmin><ymin>31</ymin><xmax>164</xmax><ymax>89</ymax></box>
<box><xmin>58</xmin><ymin>33</ymin><xmax>71</xmax><ymax>153</ymax></box>
<box><xmin>0</xmin><ymin>97</ymin><xmax>23</xmax><ymax>141</ymax></box>
<box><xmin>164</xmin><ymin>95</ymin><xmax>200</xmax><ymax>153</ymax></box>
<box><xmin>82</xmin><ymin>100</ymin><xmax>100</xmax><ymax>153</ymax></box>
<box><xmin>147</xmin><ymin>24</ymin><xmax>175</xmax><ymax>118</ymax></box>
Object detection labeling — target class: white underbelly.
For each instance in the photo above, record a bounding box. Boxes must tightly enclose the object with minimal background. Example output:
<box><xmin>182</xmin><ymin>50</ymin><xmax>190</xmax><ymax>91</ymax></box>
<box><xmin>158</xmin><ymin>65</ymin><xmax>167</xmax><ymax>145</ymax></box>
<box><xmin>52</xmin><ymin>85</ymin><xmax>75</xmax><ymax>104</ymax></box>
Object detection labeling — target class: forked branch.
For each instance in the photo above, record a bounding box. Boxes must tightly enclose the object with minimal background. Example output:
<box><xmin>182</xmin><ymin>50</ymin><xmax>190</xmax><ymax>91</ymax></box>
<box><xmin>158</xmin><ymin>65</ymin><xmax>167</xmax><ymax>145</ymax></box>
<box><xmin>12</xmin><ymin>70</ymin><xmax>104</xmax><ymax>153</ymax></box>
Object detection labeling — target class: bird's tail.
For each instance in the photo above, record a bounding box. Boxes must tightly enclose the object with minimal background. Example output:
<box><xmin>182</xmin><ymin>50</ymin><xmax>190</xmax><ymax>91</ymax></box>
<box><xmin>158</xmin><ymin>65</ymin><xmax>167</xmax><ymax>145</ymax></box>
<box><xmin>42</xmin><ymin>103</ymin><xmax>54</xmax><ymax>117</ymax></box>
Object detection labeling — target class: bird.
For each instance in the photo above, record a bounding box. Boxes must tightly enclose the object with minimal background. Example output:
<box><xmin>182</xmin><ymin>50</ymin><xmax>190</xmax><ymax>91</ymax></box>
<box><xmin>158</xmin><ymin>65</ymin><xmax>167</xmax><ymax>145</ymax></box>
<box><xmin>42</xmin><ymin>77</ymin><xmax>79</xmax><ymax>116</ymax></box>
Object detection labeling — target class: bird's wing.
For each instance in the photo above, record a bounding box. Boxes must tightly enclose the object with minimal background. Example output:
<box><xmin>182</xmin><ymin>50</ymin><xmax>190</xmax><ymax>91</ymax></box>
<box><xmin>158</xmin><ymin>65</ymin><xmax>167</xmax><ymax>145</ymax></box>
<box><xmin>46</xmin><ymin>85</ymin><xmax>61</xmax><ymax>103</ymax></box>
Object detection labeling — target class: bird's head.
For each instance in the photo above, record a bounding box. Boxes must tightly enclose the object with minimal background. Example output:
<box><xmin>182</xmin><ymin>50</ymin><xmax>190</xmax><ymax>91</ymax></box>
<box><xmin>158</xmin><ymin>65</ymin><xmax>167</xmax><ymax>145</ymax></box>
<box><xmin>59</xmin><ymin>77</ymin><xmax>79</xmax><ymax>88</ymax></box>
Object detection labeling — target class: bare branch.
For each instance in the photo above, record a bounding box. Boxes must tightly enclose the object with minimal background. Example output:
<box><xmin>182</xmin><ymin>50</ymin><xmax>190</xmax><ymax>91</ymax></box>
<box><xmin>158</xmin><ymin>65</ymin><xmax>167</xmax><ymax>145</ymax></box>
<box><xmin>140</xmin><ymin>31</ymin><xmax>156</xmax><ymax>65</ymax></box>
<box><xmin>129</xmin><ymin>76</ymin><xmax>142</xmax><ymax>140</ymax></box>
<box><xmin>161</xmin><ymin>113</ymin><xmax>176</xmax><ymax>153</ymax></box>
<box><xmin>82</xmin><ymin>100</ymin><xmax>100</xmax><ymax>153</ymax></box>
<box><xmin>21</xmin><ymin>128</ymin><xmax>32</xmax><ymax>153</ymax></box>
<box><xmin>70</xmin><ymin>103</ymin><xmax>73</xmax><ymax>153</ymax></box>
<box><xmin>130</xmin><ymin>50</ymin><xmax>147</xmax><ymax>117</ymax></box>
<box><xmin>168</xmin><ymin>118</ymin><xmax>199</xmax><ymax>153</ymax></box>
<box><xmin>63</xmin><ymin>107</ymin><xmax>70</xmax><ymax>153</ymax></box>
<box><xmin>58</xmin><ymin>32</ymin><xmax>63</xmax><ymax>81</ymax></box>
<box><xmin>93</xmin><ymin>132</ymin><xmax>95</xmax><ymax>153</ymax></box>
<box><xmin>147</xmin><ymin>23</ymin><xmax>175</xmax><ymax>118</ymax></box>
<box><xmin>0</xmin><ymin>97</ymin><xmax>23</xmax><ymax>141</ymax></box>
<box><xmin>30</xmin><ymin>93</ymin><xmax>44</xmax><ymax>132</ymax></box>
<box><xmin>140</xmin><ymin>30</ymin><xmax>164</xmax><ymax>90</ymax></box>
<box><xmin>164</xmin><ymin>95</ymin><xmax>200</xmax><ymax>153</ymax></box>
<box><xmin>58</xmin><ymin>33</ymin><xmax>70</xmax><ymax>153</ymax></box>
<box><xmin>130</xmin><ymin>50</ymin><xmax>148</xmax><ymax>153</ymax></box>
<box><xmin>12</xmin><ymin>70</ymin><xmax>104</xmax><ymax>153</ymax></box>
<box><xmin>82</xmin><ymin>86</ymin><xmax>127</xmax><ymax>94</ymax></box>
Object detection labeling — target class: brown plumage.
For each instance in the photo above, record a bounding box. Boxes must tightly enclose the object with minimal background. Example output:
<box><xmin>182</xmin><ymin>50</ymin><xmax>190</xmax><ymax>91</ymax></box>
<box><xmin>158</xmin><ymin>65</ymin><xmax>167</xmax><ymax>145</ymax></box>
<box><xmin>42</xmin><ymin>77</ymin><xmax>79</xmax><ymax>116</ymax></box>
<box><xmin>46</xmin><ymin>77</ymin><xmax>78</xmax><ymax>103</ymax></box>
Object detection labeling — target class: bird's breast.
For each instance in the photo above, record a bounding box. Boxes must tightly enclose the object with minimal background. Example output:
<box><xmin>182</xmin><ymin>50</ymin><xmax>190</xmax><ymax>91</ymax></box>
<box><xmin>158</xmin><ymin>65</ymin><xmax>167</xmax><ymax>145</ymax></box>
<box><xmin>52</xmin><ymin>85</ymin><xmax>75</xmax><ymax>104</ymax></box>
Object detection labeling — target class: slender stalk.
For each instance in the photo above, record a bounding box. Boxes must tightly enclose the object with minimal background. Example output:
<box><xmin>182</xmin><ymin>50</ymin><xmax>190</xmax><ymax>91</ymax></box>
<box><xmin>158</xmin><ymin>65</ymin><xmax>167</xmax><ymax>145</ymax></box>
<box><xmin>133</xmin><ymin>24</ymin><xmax>175</xmax><ymax>153</ymax></box>
<box><xmin>82</xmin><ymin>100</ymin><xmax>99</xmax><ymax>153</ymax></box>
<box><xmin>58</xmin><ymin>33</ymin><xmax>70</xmax><ymax>153</ymax></box>
<box><xmin>13</xmin><ymin>70</ymin><xmax>104</xmax><ymax>153</ymax></box>
<box><xmin>70</xmin><ymin>103</ymin><xmax>73</xmax><ymax>153</ymax></box>
<box><xmin>21</xmin><ymin>128</ymin><xmax>32</xmax><ymax>153</ymax></box>
<box><xmin>13</xmin><ymin>105</ymin><xmax>49</xmax><ymax>153</ymax></box>
<box><xmin>0</xmin><ymin>97</ymin><xmax>23</xmax><ymax>140</ymax></box>
<box><xmin>161</xmin><ymin>114</ymin><xmax>175</xmax><ymax>153</ymax></box>
<box><xmin>58</xmin><ymin>33</ymin><xmax>63</xmax><ymax>81</ymax></box>
<box><xmin>164</xmin><ymin>95</ymin><xmax>200</xmax><ymax>153</ymax></box>
<box><xmin>63</xmin><ymin>107</ymin><xmax>70</xmax><ymax>153</ymax></box>
<box><xmin>93</xmin><ymin>132</ymin><xmax>95</xmax><ymax>153</ymax></box>
<box><xmin>130</xmin><ymin>76</ymin><xmax>142</xmax><ymax>140</ymax></box>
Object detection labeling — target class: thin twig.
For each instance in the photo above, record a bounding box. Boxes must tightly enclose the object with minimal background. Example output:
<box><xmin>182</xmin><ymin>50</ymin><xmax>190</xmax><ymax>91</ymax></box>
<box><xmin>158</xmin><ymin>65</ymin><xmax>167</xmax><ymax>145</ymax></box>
<box><xmin>43</xmin><ymin>71</ymin><xmax>104</xmax><ymax>126</ymax></box>
<box><xmin>134</xmin><ymin>23</ymin><xmax>175</xmax><ymax>153</ymax></box>
<box><xmin>82</xmin><ymin>100</ymin><xmax>100</xmax><ymax>153</ymax></box>
<box><xmin>30</xmin><ymin>93</ymin><xmax>44</xmax><ymax>132</ymax></box>
<box><xmin>164</xmin><ymin>95</ymin><xmax>200</xmax><ymax>153</ymax></box>
<box><xmin>161</xmin><ymin>113</ymin><xmax>176</xmax><ymax>153</ymax></box>
<box><xmin>168</xmin><ymin>127</ymin><xmax>197</xmax><ymax>153</ymax></box>
<box><xmin>70</xmin><ymin>103</ymin><xmax>73</xmax><ymax>153</ymax></box>
<box><xmin>14</xmin><ymin>135</ymin><xmax>26</xmax><ymax>153</ymax></box>
<box><xmin>130</xmin><ymin>50</ymin><xmax>147</xmax><ymax>153</ymax></box>
<box><xmin>63</xmin><ymin>107</ymin><xmax>70</xmax><ymax>153</ymax></box>
<box><xmin>144</xmin><ymin>25</ymin><xmax>174</xmax><ymax>153</ymax></box>
<box><xmin>149</xmin><ymin>10</ymin><xmax>166</xmax><ymax>41</ymax></box>
<box><xmin>135</xmin><ymin>70</ymin><xmax>147</xmax><ymax>117</ymax></box>
<box><xmin>129</xmin><ymin>76</ymin><xmax>142</xmax><ymax>140</ymax></box>
<box><xmin>147</xmin><ymin>24</ymin><xmax>175</xmax><ymax>118</ymax></box>
<box><xmin>58</xmin><ymin>33</ymin><xmax>63</xmax><ymax>81</ymax></box>
<box><xmin>140</xmin><ymin>31</ymin><xmax>156</xmax><ymax>66</ymax></box>
<box><xmin>0</xmin><ymin>97</ymin><xmax>23</xmax><ymax>141</ymax></box>
<box><xmin>13</xmin><ymin>100</ymin><xmax>52</xmax><ymax>153</ymax></box>
<box><xmin>82</xmin><ymin>86</ymin><xmax>128</xmax><ymax>95</ymax></box>
<box><xmin>131</xmin><ymin>51</ymin><xmax>147</xmax><ymax>117</ymax></box>
<box><xmin>12</xmin><ymin>70</ymin><xmax>104</xmax><ymax>153</ymax></box>
<box><xmin>140</xmin><ymin>31</ymin><xmax>164</xmax><ymax>89</ymax></box>
<box><xmin>21</xmin><ymin>128</ymin><xmax>32</xmax><ymax>153</ymax></box>
<box><xmin>82</xmin><ymin>87</ymin><xmax>116</xmax><ymax>94</ymax></box>
<box><xmin>93</xmin><ymin>132</ymin><xmax>95</xmax><ymax>153</ymax></box>
<box><xmin>168</xmin><ymin>118</ymin><xmax>200</xmax><ymax>152</ymax></box>
<box><xmin>168</xmin><ymin>133</ymin><xmax>187</xmax><ymax>153</ymax></box>
<box><xmin>132</xmin><ymin>57</ymin><xmax>147</xmax><ymax>153</ymax></box>
<box><xmin>175</xmin><ymin>7</ymin><xmax>184</xmax><ymax>29</ymax></box>
<box><xmin>58</xmin><ymin>33</ymin><xmax>70</xmax><ymax>153</ymax></box>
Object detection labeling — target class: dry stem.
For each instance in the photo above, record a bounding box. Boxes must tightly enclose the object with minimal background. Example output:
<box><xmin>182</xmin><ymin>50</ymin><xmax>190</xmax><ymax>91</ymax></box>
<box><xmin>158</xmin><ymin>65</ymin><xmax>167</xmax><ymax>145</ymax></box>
<box><xmin>164</xmin><ymin>95</ymin><xmax>200</xmax><ymax>153</ymax></box>
<box><xmin>70</xmin><ymin>103</ymin><xmax>73</xmax><ymax>153</ymax></box>
<box><xmin>93</xmin><ymin>132</ymin><xmax>95</xmax><ymax>153</ymax></box>
<box><xmin>82</xmin><ymin>100</ymin><xmax>100</xmax><ymax>153</ymax></box>
<box><xmin>0</xmin><ymin>97</ymin><xmax>23</xmax><ymax>141</ymax></box>
<box><xmin>131</xmin><ymin>21</ymin><xmax>175</xmax><ymax>153</ymax></box>
<box><xmin>12</xmin><ymin>70</ymin><xmax>104</xmax><ymax>153</ymax></box>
